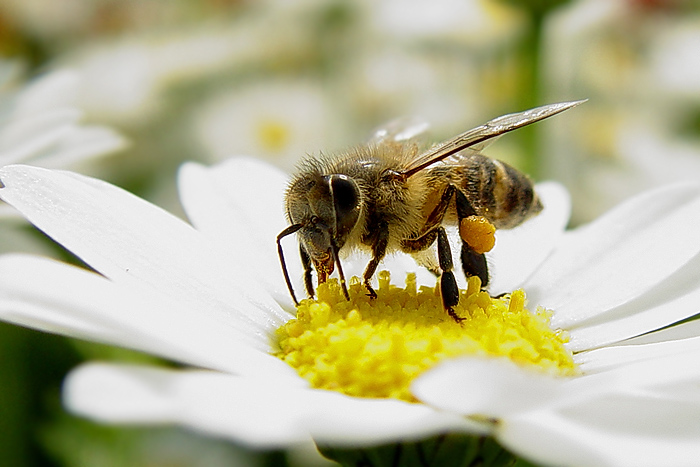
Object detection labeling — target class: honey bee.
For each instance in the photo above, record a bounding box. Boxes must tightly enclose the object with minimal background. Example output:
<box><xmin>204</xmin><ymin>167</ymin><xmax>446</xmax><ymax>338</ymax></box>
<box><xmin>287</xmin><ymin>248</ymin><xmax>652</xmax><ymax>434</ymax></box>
<box><xmin>277</xmin><ymin>100</ymin><xmax>584</xmax><ymax>321</ymax></box>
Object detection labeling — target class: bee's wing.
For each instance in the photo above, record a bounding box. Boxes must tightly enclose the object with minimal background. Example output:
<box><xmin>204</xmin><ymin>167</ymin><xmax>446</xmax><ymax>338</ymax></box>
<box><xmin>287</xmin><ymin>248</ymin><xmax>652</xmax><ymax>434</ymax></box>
<box><xmin>439</xmin><ymin>133</ymin><xmax>511</xmax><ymax>165</ymax></box>
<box><xmin>402</xmin><ymin>100</ymin><xmax>586</xmax><ymax>178</ymax></box>
<box><xmin>368</xmin><ymin>116</ymin><xmax>431</xmax><ymax>146</ymax></box>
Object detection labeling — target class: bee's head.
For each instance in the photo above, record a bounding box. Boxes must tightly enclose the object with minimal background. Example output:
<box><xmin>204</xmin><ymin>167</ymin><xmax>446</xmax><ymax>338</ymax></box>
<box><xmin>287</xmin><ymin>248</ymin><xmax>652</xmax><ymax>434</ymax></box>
<box><xmin>286</xmin><ymin>173</ymin><xmax>362</xmax><ymax>262</ymax></box>
<box><xmin>278</xmin><ymin>172</ymin><xmax>361</xmax><ymax>304</ymax></box>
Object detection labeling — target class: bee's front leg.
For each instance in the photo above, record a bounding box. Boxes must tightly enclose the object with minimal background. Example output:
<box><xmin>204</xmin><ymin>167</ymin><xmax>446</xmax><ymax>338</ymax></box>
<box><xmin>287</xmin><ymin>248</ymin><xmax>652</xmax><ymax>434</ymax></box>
<box><xmin>299</xmin><ymin>245</ymin><xmax>314</xmax><ymax>299</ymax></box>
<box><xmin>362</xmin><ymin>220</ymin><xmax>389</xmax><ymax>299</ymax></box>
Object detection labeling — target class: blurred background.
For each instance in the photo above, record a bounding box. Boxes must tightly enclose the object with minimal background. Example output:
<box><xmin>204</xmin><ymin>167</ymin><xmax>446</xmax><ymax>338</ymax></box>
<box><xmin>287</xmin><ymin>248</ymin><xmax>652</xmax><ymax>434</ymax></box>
<box><xmin>1</xmin><ymin>0</ymin><xmax>700</xmax><ymax>465</ymax></box>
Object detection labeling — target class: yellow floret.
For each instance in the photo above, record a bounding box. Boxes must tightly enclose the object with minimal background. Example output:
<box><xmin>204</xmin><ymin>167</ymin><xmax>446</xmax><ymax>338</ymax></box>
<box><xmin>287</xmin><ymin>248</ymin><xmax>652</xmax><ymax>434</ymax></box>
<box><xmin>275</xmin><ymin>271</ymin><xmax>576</xmax><ymax>402</ymax></box>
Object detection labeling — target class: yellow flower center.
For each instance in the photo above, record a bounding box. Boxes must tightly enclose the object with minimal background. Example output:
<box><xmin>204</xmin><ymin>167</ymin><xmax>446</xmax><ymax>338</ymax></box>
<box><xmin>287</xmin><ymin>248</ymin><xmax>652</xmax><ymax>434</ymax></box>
<box><xmin>275</xmin><ymin>271</ymin><xmax>576</xmax><ymax>402</ymax></box>
<box><xmin>256</xmin><ymin>119</ymin><xmax>290</xmax><ymax>153</ymax></box>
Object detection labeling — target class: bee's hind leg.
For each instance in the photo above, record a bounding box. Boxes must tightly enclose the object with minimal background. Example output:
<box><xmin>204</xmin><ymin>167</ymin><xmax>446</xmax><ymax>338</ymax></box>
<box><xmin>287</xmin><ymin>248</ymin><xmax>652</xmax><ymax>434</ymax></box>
<box><xmin>455</xmin><ymin>190</ymin><xmax>490</xmax><ymax>287</ymax></box>
<box><xmin>400</xmin><ymin>184</ymin><xmax>464</xmax><ymax>322</ymax></box>
<box><xmin>436</xmin><ymin>226</ymin><xmax>463</xmax><ymax>322</ymax></box>
<box><xmin>460</xmin><ymin>243</ymin><xmax>489</xmax><ymax>287</ymax></box>
<box><xmin>401</xmin><ymin>225</ymin><xmax>463</xmax><ymax>323</ymax></box>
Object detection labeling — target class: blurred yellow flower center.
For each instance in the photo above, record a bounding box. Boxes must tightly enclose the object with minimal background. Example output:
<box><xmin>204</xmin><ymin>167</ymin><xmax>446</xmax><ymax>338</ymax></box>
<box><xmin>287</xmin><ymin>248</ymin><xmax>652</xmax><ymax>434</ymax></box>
<box><xmin>275</xmin><ymin>271</ymin><xmax>576</xmax><ymax>402</ymax></box>
<box><xmin>256</xmin><ymin>119</ymin><xmax>290</xmax><ymax>153</ymax></box>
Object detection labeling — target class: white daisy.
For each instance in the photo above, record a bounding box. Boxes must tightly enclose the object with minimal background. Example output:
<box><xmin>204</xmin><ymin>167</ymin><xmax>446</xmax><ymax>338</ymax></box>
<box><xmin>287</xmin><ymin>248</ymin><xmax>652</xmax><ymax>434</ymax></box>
<box><xmin>56</xmin><ymin>9</ymin><xmax>330</xmax><ymax>128</ymax></box>
<box><xmin>60</xmin><ymin>25</ymin><xmax>274</xmax><ymax>126</ymax></box>
<box><xmin>0</xmin><ymin>159</ymin><xmax>699</xmax><ymax>466</ymax></box>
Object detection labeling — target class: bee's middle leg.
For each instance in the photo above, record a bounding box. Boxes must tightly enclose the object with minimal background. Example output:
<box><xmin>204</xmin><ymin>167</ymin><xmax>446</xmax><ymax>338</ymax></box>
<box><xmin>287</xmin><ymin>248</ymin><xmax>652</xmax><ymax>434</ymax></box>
<box><xmin>362</xmin><ymin>220</ymin><xmax>389</xmax><ymax>299</ymax></box>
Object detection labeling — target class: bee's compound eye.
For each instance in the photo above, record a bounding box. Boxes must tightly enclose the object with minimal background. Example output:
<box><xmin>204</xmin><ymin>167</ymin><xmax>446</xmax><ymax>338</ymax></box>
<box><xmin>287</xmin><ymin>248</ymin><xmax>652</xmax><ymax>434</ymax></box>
<box><xmin>328</xmin><ymin>175</ymin><xmax>359</xmax><ymax>215</ymax></box>
<box><xmin>326</xmin><ymin>174</ymin><xmax>360</xmax><ymax>237</ymax></box>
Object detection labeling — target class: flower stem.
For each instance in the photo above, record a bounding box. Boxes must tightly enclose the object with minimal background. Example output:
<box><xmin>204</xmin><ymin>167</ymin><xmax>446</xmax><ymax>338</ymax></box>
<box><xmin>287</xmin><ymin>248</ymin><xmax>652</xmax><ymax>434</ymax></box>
<box><xmin>516</xmin><ymin>10</ymin><xmax>544</xmax><ymax>179</ymax></box>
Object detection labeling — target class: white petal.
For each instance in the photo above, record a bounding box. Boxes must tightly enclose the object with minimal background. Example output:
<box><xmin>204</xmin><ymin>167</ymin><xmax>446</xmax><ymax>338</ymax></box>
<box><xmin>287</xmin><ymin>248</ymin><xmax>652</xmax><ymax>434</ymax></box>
<box><xmin>571</xmin><ymin>340</ymin><xmax>700</xmax><ymax>402</ymax></box>
<box><xmin>498</xmin><ymin>411</ymin><xmax>610</xmax><ymax>467</ymax></box>
<box><xmin>488</xmin><ymin>182</ymin><xmax>571</xmax><ymax>295</ymax></box>
<box><xmin>65</xmin><ymin>363</ymin><xmax>482</xmax><ymax>449</ymax></box>
<box><xmin>496</xmin><ymin>368</ymin><xmax>700</xmax><ymax>466</ymax></box>
<box><xmin>576</xmin><ymin>335</ymin><xmax>700</xmax><ymax>374</ymax></box>
<box><xmin>0</xmin><ymin>254</ymin><xmax>298</xmax><ymax>379</ymax></box>
<box><xmin>0</xmin><ymin>165</ymin><xmax>290</xmax><ymax>346</ymax></box>
<box><xmin>559</xmin><ymin>334</ymin><xmax>700</xmax><ymax>408</ymax></box>
<box><xmin>412</xmin><ymin>357</ymin><xmax>569</xmax><ymax>418</ymax></box>
<box><xmin>500</xmin><ymin>364</ymin><xmax>700</xmax><ymax>467</ymax></box>
<box><xmin>11</xmin><ymin>69</ymin><xmax>80</xmax><ymax>116</ymax></box>
<box><xmin>0</xmin><ymin>255</ymin><xmax>124</xmax><ymax>341</ymax></box>
<box><xmin>178</xmin><ymin>158</ymin><xmax>294</xmax><ymax>306</ymax></box>
<box><xmin>178</xmin><ymin>158</ymin><xmax>289</xmax><ymax>245</ymax></box>
<box><xmin>64</xmin><ymin>363</ymin><xmax>180</xmax><ymax>423</ymax></box>
<box><xmin>613</xmin><ymin>318</ymin><xmax>700</xmax><ymax>346</ymax></box>
<box><xmin>32</xmin><ymin>125</ymin><xmax>127</xmax><ymax>168</ymax></box>
<box><xmin>501</xmin><ymin>401</ymin><xmax>700</xmax><ymax>467</ymax></box>
<box><xmin>0</xmin><ymin>110</ymin><xmax>81</xmax><ymax>164</ymax></box>
<box><xmin>526</xmin><ymin>183</ymin><xmax>700</xmax><ymax>329</ymax></box>
<box><xmin>414</xmin><ymin>350</ymin><xmax>700</xmax><ymax>466</ymax></box>
<box><xmin>301</xmin><ymin>390</ymin><xmax>484</xmax><ymax>447</ymax></box>
<box><xmin>567</xmin><ymin>250</ymin><xmax>700</xmax><ymax>351</ymax></box>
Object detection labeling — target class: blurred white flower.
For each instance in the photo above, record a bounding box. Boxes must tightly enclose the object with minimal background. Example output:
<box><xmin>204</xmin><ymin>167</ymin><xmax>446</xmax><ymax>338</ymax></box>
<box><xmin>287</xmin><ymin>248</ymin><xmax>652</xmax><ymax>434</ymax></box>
<box><xmin>344</xmin><ymin>47</ymin><xmax>481</xmax><ymax>136</ymax></box>
<box><xmin>542</xmin><ymin>0</ymin><xmax>700</xmax><ymax>223</ymax></box>
<box><xmin>581</xmin><ymin>120</ymin><xmax>700</xmax><ymax>213</ymax></box>
<box><xmin>192</xmin><ymin>80</ymin><xmax>344</xmax><ymax>171</ymax></box>
<box><xmin>0</xmin><ymin>64</ymin><xmax>126</xmax><ymax>220</ymax></box>
<box><xmin>369</xmin><ymin>0</ymin><xmax>524</xmax><ymax>45</ymax></box>
<box><xmin>59</xmin><ymin>27</ymin><xmax>275</xmax><ymax>126</ymax></box>
<box><xmin>647</xmin><ymin>16</ymin><xmax>700</xmax><ymax>100</ymax></box>
<box><xmin>1</xmin><ymin>159</ymin><xmax>700</xmax><ymax>466</ymax></box>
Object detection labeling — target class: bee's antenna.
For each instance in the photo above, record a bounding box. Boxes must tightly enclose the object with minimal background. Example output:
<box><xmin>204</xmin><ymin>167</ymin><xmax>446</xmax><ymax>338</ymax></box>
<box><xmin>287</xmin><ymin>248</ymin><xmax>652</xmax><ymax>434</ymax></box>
<box><xmin>277</xmin><ymin>223</ymin><xmax>303</xmax><ymax>306</ymax></box>
<box><xmin>331</xmin><ymin>243</ymin><xmax>350</xmax><ymax>301</ymax></box>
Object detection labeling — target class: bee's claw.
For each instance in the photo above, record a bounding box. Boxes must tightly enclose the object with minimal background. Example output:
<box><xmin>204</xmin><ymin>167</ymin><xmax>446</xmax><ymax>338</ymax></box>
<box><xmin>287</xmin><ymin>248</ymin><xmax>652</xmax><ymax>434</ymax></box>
<box><xmin>447</xmin><ymin>307</ymin><xmax>465</xmax><ymax>323</ymax></box>
<box><xmin>365</xmin><ymin>284</ymin><xmax>378</xmax><ymax>299</ymax></box>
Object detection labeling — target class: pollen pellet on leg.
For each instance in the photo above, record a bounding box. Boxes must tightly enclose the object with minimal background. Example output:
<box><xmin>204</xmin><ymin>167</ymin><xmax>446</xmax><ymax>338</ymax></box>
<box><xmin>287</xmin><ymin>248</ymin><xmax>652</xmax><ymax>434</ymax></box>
<box><xmin>460</xmin><ymin>215</ymin><xmax>496</xmax><ymax>254</ymax></box>
<box><xmin>275</xmin><ymin>271</ymin><xmax>577</xmax><ymax>402</ymax></box>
